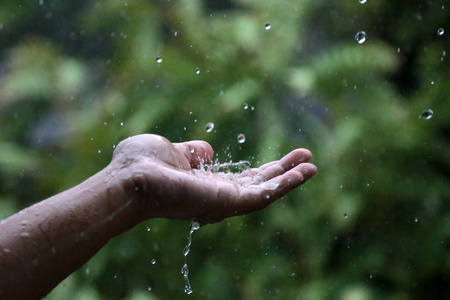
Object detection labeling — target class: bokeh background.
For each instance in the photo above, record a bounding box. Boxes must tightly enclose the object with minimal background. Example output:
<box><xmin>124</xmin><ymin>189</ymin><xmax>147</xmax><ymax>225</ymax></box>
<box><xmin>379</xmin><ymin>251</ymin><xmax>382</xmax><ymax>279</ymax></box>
<box><xmin>1</xmin><ymin>0</ymin><xmax>449</xmax><ymax>299</ymax></box>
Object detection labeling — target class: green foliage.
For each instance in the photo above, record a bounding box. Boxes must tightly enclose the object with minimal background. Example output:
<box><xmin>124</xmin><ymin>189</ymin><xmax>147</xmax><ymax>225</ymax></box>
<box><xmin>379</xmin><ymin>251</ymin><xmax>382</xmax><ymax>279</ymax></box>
<box><xmin>0</xmin><ymin>0</ymin><xmax>449</xmax><ymax>299</ymax></box>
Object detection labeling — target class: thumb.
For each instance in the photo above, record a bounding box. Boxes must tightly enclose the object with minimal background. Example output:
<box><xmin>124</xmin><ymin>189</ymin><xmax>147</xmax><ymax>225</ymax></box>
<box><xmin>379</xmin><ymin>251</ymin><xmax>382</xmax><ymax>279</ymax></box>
<box><xmin>173</xmin><ymin>140</ymin><xmax>214</xmax><ymax>169</ymax></box>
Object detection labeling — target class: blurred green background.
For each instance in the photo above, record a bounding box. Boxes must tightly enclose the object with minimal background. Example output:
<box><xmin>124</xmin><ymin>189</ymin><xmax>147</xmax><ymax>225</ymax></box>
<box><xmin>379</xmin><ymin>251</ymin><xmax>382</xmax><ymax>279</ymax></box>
<box><xmin>0</xmin><ymin>0</ymin><xmax>449</xmax><ymax>299</ymax></box>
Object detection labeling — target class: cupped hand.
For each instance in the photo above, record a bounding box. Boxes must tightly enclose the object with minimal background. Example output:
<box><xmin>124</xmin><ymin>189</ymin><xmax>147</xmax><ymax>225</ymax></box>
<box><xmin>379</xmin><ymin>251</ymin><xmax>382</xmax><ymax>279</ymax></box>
<box><xmin>110</xmin><ymin>134</ymin><xmax>317</xmax><ymax>224</ymax></box>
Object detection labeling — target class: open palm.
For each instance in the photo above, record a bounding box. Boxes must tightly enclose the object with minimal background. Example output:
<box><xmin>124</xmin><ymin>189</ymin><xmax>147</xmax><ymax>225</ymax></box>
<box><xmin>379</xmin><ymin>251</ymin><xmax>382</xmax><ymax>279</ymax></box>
<box><xmin>111</xmin><ymin>134</ymin><xmax>317</xmax><ymax>224</ymax></box>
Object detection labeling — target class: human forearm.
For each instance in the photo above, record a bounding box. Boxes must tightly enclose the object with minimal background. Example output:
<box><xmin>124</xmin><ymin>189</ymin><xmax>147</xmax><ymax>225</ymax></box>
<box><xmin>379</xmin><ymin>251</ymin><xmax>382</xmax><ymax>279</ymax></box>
<box><xmin>0</xmin><ymin>166</ymin><xmax>135</xmax><ymax>299</ymax></box>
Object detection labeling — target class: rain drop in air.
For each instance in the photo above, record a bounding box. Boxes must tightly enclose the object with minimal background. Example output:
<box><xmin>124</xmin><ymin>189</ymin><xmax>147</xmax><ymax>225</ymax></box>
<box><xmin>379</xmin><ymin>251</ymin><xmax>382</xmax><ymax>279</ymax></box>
<box><xmin>156</xmin><ymin>56</ymin><xmax>162</xmax><ymax>63</ymax></box>
<box><xmin>437</xmin><ymin>28</ymin><xmax>445</xmax><ymax>36</ymax></box>
<box><xmin>419</xmin><ymin>109</ymin><xmax>433</xmax><ymax>119</ymax></box>
<box><xmin>237</xmin><ymin>134</ymin><xmax>246</xmax><ymax>144</ymax></box>
<box><xmin>359</xmin><ymin>0</ymin><xmax>367</xmax><ymax>3</ymax></box>
<box><xmin>205</xmin><ymin>122</ymin><xmax>214</xmax><ymax>132</ymax></box>
<box><xmin>195</xmin><ymin>68</ymin><xmax>200</xmax><ymax>74</ymax></box>
<box><xmin>265</xmin><ymin>23</ymin><xmax>271</xmax><ymax>30</ymax></box>
<box><xmin>355</xmin><ymin>31</ymin><xmax>366</xmax><ymax>44</ymax></box>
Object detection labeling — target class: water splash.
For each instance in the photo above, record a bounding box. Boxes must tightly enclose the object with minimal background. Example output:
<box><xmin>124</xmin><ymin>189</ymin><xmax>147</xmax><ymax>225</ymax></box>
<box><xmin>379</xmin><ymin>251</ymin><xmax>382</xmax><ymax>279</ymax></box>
<box><xmin>206</xmin><ymin>160</ymin><xmax>251</xmax><ymax>173</ymax></box>
<box><xmin>181</xmin><ymin>221</ymin><xmax>200</xmax><ymax>294</ymax></box>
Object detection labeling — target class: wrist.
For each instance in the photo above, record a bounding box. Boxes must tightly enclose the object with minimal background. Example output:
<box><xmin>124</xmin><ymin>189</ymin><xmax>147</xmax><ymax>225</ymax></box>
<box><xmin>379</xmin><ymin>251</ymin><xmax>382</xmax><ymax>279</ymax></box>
<box><xmin>79</xmin><ymin>165</ymin><xmax>141</xmax><ymax>238</ymax></box>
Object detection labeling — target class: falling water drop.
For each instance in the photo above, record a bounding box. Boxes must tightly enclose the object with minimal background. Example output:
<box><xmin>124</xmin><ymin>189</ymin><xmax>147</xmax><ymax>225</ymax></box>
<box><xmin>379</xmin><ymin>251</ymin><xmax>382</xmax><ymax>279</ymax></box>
<box><xmin>243</xmin><ymin>103</ymin><xmax>249</xmax><ymax>109</ymax></box>
<box><xmin>195</xmin><ymin>68</ymin><xmax>200</xmax><ymax>74</ymax></box>
<box><xmin>344</xmin><ymin>213</ymin><xmax>348</xmax><ymax>219</ymax></box>
<box><xmin>419</xmin><ymin>109</ymin><xmax>433</xmax><ymax>119</ymax></box>
<box><xmin>181</xmin><ymin>221</ymin><xmax>200</xmax><ymax>294</ymax></box>
<box><xmin>437</xmin><ymin>28</ymin><xmax>445</xmax><ymax>36</ymax></box>
<box><xmin>359</xmin><ymin>0</ymin><xmax>367</xmax><ymax>3</ymax></box>
<box><xmin>156</xmin><ymin>56</ymin><xmax>163</xmax><ymax>63</ymax></box>
<box><xmin>205</xmin><ymin>122</ymin><xmax>214</xmax><ymax>132</ymax></box>
<box><xmin>355</xmin><ymin>31</ymin><xmax>366</xmax><ymax>44</ymax></box>
<box><xmin>265</xmin><ymin>23</ymin><xmax>271</xmax><ymax>30</ymax></box>
<box><xmin>151</xmin><ymin>259</ymin><xmax>156</xmax><ymax>265</ymax></box>
<box><xmin>237</xmin><ymin>134</ymin><xmax>246</xmax><ymax>144</ymax></box>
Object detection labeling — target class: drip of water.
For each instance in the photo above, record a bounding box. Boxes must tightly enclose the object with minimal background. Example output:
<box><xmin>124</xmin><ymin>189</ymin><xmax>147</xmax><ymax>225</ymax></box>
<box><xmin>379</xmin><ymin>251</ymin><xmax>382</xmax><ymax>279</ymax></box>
<box><xmin>181</xmin><ymin>221</ymin><xmax>200</xmax><ymax>294</ymax></box>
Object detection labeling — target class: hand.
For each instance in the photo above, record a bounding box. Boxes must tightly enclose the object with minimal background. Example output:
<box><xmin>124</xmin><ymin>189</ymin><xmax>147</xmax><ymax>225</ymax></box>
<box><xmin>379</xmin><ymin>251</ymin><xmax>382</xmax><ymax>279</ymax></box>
<box><xmin>110</xmin><ymin>134</ymin><xmax>317</xmax><ymax>224</ymax></box>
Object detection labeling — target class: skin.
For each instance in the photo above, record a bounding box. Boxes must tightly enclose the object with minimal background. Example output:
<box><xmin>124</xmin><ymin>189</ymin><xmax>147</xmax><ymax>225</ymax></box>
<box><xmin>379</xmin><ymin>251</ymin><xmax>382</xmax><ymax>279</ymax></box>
<box><xmin>0</xmin><ymin>134</ymin><xmax>317</xmax><ymax>299</ymax></box>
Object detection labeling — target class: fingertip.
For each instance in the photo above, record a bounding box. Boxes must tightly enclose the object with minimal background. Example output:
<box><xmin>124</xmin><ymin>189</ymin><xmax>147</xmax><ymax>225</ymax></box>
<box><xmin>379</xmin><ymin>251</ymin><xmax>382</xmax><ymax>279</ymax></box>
<box><xmin>279</xmin><ymin>148</ymin><xmax>313</xmax><ymax>170</ymax></box>
<box><xmin>298</xmin><ymin>163</ymin><xmax>317</xmax><ymax>180</ymax></box>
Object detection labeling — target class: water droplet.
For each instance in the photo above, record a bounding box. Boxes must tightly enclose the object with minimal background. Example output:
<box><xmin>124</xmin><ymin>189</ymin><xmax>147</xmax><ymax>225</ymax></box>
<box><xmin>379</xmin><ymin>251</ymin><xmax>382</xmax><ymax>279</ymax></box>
<box><xmin>146</xmin><ymin>227</ymin><xmax>151</xmax><ymax>232</ymax></box>
<box><xmin>195</xmin><ymin>68</ymin><xmax>200</xmax><ymax>74</ymax></box>
<box><xmin>120</xmin><ymin>122</ymin><xmax>124</xmax><ymax>126</ymax></box>
<box><xmin>359</xmin><ymin>0</ymin><xmax>367</xmax><ymax>3</ymax></box>
<box><xmin>98</xmin><ymin>150</ymin><xmax>102</xmax><ymax>154</ymax></box>
<box><xmin>344</xmin><ymin>213</ymin><xmax>348</xmax><ymax>219</ymax></box>
<box><xmin>190</xmin><ymin>148</ymin><xmax>195</xmax><ymax>154</ymax></box>
<box><xmin>437</xmin><ymin>28</ymin><xmax>445</xmax><ymax>36</ymax></box>
<box><xmin>237</xmin><ymin>133</ymin><xmax>246</xmax><ymax>144</ymax></box>
<box><xmin>355</xmin><ymin>31</ymin><xmax>366</xmax><ymax>44</ymax></box>
<box><xmin>39</xmin><ymin>0</ymin><xmax>44</xmax><ymax>6</ymax></box>
<box><xmin>147</xmin><ymin>287</ymin><xmax>152</xmax><ymax>291</ymax></box>
<box><xmin>151</xmin><ymin>259</ymin><xmax>156</xmax><ymax>265</ymax></box>
<box><xmin>414</xmin><ymin>217</ymin><xmax>418</xmax><ymax>223</ymax></box>
<box><xmin>85</xmin><ymin>268</ymin><xmax>90</xmax><ymax>275</ymax></box>
<box><xmin>419</xmin><ymin>109</ymin><xmax>433</xmax><ymax>119</ymax></box>
<box><xmin>265</xmin><ymin>23</ymin><xmax>271</xmax><ymax>30</ymax></box>
<box><xmin>243</xmin><ymin>103</ymin><xmax>248</xmax><ymax>109</ymax></box>
<box><xmin>156</xmin><ymin>56</ymin><xmax>162</xmax><ymax>63</ymax></box>
<box><xmin>205</xmin><ymin>122</ymin><xmax>214</xmax><ymax>132</ymax></box>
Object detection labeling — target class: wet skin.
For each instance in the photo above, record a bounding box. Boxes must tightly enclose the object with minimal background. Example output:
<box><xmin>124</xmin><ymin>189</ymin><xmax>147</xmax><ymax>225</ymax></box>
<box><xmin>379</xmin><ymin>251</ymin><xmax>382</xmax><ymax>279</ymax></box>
<box><xmin>0</xmin><ymin>134</ymin><xmax>317</xmax><ymax>299</ymax></box>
